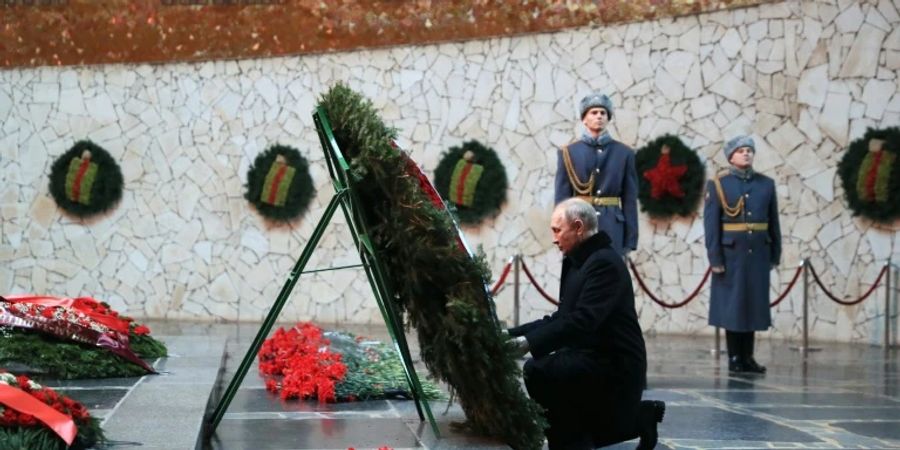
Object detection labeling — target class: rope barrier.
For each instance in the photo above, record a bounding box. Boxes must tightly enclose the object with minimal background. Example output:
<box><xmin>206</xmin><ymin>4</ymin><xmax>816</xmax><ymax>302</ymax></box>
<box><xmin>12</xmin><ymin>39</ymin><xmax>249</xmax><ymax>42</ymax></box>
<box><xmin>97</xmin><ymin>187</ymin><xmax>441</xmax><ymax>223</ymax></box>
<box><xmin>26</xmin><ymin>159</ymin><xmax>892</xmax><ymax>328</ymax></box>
<box><xmin>628</xmin><ymin>260</ymin><xmax>711</xmax><ymax>309</ymax></box>
<box><xmin>493</xmin><ymin>255</ymin><xmax>889</xmax><ymax>311</ymax></box>
<box><xmin>770</xmin><ymin>264</ymin><xmax>804</xmax><ymax>308</ymax></box>
<box><xmin>519</xmin><ymin>260</ymin><xmax>560</xmax><ymax>306</ymax></box>
<box><xmin>807</xmin><ymin>262</ymin><xmax>889</xmax><ymax>306</ymax></box>
<box><xmin>490</xmin><ymin>258</ymin><xmax>514</xmax><ymax>296</ymax></box>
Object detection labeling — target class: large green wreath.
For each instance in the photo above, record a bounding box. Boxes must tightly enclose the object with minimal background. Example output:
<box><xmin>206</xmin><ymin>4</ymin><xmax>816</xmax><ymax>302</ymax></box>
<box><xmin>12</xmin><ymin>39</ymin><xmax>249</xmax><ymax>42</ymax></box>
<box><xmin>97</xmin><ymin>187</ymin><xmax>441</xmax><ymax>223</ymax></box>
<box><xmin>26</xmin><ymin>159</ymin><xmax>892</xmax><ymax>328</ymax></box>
<box><xmin>433</xmin><ymin>140</ymin><xmax>508</xmax><ymax>225</ymax></box>
<box><xmin>635</xmin><ymin>134</ymin><xmax>705</xmax><ymax>218</ymax></box>
<box><xmin>245</xmin><ymin>144</ymin><xmax>315</xmax><ymax>223</ymax></box>
<box><xmin>48</xmin><ymin>140</ymin><xmax>123</xmax><ymax>219</ymax></box>
<box><xmin>837</xmin><ymin>127</ymin><xmax>900</xmax><ymax>223</ymax></box>
<box><xmin>319</xmin><ymin>84</ymin><xmax>545</xmax><ymax>450</ymax></box>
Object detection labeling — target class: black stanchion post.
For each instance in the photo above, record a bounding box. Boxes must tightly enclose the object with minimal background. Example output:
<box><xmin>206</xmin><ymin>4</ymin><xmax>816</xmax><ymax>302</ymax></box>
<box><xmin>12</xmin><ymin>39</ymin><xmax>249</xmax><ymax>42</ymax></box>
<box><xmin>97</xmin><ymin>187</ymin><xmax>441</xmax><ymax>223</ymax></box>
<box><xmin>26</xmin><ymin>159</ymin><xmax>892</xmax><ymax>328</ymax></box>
<box><xmin>513</xmin><ymin>254</ymin><xmax>521</xmax><ymax>327</ymax></box>
<box><xmin>802</xmin><ymin>258</ymin><xmax>809</xmax><ymax>357</ymax></box>
<box><xmin>885</xmin><ymin>260</ymin><xmax>892</xmax><ymax>356</ymax></box>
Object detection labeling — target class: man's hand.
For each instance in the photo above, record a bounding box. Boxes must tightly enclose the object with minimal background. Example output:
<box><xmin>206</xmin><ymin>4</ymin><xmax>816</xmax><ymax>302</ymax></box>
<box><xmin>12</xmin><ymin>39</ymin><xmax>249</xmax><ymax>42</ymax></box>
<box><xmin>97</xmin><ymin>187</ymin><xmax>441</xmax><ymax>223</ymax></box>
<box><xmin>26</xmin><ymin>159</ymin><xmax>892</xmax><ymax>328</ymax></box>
<box><xmin>712</xmin><ymin>266</ymin><xmax>725</xmax><ymax>274</ymax></box>
<box><xmin>508</xmin><ymin>335</ymin><xmax>530</xmax><ymax>358</ymax></box>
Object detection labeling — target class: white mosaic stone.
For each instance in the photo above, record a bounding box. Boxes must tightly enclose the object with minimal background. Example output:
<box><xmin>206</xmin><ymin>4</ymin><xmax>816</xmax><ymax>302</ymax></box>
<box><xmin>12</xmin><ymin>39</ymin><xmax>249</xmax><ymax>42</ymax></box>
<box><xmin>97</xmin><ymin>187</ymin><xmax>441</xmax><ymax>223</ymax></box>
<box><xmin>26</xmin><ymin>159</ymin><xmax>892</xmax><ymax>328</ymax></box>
<box><xmin>839</xmin><ymin>23</ymin><xmax>888</xmax><ymax>78</ymax></box>
<box><xmin>835</xmin><ymin>3</ymin><xmax>864</xmax><ymax>34</ymax></box>
<box><xmin>818</xmin><ymin>91</ymin><xmax>852</xmax><ymax>147</ymax></box>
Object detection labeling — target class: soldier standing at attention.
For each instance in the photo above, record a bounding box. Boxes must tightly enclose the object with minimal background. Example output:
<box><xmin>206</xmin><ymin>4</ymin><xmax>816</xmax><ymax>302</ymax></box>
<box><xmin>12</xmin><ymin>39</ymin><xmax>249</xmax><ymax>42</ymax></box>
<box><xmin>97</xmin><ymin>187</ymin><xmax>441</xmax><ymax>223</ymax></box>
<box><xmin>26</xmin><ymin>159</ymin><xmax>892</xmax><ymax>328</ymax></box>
<box><xmin>555</xmin><ymin>92</ymin><xmax>638</xmax><ymax>256</ymax></box>
<box><xmin>703</xmin><ymin>135</ymin><xmax>782</xmax><ymax>374</ymax></box>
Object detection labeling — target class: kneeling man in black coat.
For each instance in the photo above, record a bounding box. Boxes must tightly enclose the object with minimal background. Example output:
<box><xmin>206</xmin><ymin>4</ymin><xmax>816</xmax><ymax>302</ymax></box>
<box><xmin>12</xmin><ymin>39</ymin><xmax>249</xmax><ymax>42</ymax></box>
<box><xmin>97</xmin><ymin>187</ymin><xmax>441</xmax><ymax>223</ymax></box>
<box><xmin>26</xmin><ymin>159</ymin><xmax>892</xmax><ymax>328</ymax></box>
<box><xmin>508</xmin><ymin>198</ymin><xmax>665</xmax><ymax>449</ymax></box>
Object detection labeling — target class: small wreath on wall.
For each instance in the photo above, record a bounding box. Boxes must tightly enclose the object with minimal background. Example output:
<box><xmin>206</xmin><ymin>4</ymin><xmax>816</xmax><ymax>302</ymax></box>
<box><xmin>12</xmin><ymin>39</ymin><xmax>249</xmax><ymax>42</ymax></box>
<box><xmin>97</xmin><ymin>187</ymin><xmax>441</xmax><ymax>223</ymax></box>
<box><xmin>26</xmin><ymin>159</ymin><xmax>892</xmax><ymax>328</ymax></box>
<box><xmin>837</xmin><ymin>127</ymin><xmax>900</xmax><ymax>223</ymax></box>
<box><xmin>433</xmin><ymin>140</ymin><xmax>508</xmax><ymax>225</ymax></box>
<box><xmin>48</xmin><ymin>140</ymin><xmax>124</xmax><ymax>219</ymax></box>
<box><xmin>635</xmin><ymin>134</ymin><xmax>705</xmax><ymax>219</ymax></box>
<box><xmin>245</xmin><ymin>144</ymin><xmax>315</xmax><ymax>223</ymax></box>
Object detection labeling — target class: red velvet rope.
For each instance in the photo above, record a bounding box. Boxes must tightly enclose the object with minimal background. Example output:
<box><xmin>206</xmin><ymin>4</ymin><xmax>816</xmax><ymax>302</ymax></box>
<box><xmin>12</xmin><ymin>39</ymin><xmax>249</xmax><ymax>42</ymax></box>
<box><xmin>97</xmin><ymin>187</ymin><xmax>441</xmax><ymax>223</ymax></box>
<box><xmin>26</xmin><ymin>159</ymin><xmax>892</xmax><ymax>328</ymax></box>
<box><xmin>808</xmin><ymin>262</ymin><xmax>889</xmax><ymax>306</ymax></box>
<box><xmin>629</xmin><ymin>260</ymin><xmax>711</xmax><ymax>308</ymax></box>
<box><xmin>770</xmin><ymin>265</ymin><xmax>803</xmax><ymax>308</ymax></box>
<box><xmin>490</xmin><ymin>259</ymin><xmax>514</xmax><ymax>296</ymax></box>
<box><xmin>519</xmin><ymin>260</ymin><xmax>560</xmax><ymax>306</ymax></box>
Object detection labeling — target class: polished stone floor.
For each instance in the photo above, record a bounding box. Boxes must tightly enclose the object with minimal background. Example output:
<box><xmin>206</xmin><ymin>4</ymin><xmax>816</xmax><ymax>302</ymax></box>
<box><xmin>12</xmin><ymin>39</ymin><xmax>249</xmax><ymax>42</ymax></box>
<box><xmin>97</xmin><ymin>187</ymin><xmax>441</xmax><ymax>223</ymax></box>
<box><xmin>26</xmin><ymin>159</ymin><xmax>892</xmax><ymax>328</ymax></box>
<box><xmin>27</xmin><ymin>322</ymin><xmax>900</xmax><ymax>449</ymax></box>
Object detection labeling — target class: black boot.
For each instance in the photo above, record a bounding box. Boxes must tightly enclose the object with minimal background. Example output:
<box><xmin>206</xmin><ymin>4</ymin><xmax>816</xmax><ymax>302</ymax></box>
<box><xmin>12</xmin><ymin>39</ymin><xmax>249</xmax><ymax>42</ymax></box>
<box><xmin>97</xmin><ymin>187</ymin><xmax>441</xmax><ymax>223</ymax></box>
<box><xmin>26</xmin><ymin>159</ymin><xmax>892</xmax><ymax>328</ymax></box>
<box><xmin>725</xmin><ymin>331</ymin><xmax>745</xmax><ymax>372</ymax></box>
<box><xmin>743</xmin><ymin>332</ymin><xmax>766</xmax><ymax>373</ymax></box>
<box><xmin>635</xmin><ymin>400</ymin><xmax>666</xmax><ymax>450</ymax></box>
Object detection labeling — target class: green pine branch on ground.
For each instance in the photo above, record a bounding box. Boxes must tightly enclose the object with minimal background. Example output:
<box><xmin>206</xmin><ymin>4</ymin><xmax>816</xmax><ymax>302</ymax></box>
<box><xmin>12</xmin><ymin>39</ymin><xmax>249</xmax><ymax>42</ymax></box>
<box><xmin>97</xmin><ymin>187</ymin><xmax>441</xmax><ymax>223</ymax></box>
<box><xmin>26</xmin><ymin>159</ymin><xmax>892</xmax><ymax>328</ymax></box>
<box><xmin>0</xmin><ymin>328</ymin><xmax>165</xmax><ymax>379</ymax></box>
<box><xmin>319</xmin><ymin>83</ymin><xmax>546</xmax><ymax>450</ymax></box>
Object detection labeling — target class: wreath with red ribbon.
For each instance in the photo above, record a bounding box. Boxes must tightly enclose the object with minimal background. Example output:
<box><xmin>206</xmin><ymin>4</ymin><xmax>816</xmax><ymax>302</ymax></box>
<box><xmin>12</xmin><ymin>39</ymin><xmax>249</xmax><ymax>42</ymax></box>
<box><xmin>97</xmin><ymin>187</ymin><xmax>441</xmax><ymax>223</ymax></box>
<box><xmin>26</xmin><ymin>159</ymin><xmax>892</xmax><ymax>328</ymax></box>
<box><xmin>48</xmin><ymin>141</ymin><xmax>123</xmax><ymax>219</ymax></box>
<box><xmin>433</xmin><ymin>140</ymin><xmax>508</xmax><ymax>225</ymax></box>
<box><xmin>0</xmin><ymin>371</ymin><xmax>105</xmax><ymax>450</ymax></box>
<box><xmin>837</xmin><ymin>127</ymin><xmax>900</xmax><ymax>222</ymax></box>
<box><xmin>245</xmin><ymin>144</ymin><xmax>315</xmax><ymax>223</ymax></box>
<box><xmin>635</xmin><ymin>134</ymin><xmax>705</xmax><ymax>218</ymax></box>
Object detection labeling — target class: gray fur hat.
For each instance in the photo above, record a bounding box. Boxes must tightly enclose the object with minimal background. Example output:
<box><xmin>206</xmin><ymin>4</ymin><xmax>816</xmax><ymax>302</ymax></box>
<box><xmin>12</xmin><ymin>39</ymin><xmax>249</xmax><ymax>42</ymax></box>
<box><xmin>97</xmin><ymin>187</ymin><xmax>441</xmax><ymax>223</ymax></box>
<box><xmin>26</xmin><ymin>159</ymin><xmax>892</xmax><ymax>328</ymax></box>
<box><xmin>724</xmin><ymin>135</ymin><xmax>755</xmax><ymax>161</ymax></box>
<box><xmin>580</xmin><ymin>92</ymin><xmax>614</xmax><ymax>119</ymax></box>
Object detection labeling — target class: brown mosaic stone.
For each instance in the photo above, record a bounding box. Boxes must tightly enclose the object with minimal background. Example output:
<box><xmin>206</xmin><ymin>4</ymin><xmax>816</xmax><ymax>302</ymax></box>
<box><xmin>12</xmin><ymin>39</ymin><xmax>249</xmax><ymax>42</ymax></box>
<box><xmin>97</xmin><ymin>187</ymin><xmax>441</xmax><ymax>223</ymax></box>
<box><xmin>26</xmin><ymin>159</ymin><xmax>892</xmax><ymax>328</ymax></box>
<box><xmin>1</xmin><ymin>0</ymin><xmax>769</xmax><ymax>68</ymax></box>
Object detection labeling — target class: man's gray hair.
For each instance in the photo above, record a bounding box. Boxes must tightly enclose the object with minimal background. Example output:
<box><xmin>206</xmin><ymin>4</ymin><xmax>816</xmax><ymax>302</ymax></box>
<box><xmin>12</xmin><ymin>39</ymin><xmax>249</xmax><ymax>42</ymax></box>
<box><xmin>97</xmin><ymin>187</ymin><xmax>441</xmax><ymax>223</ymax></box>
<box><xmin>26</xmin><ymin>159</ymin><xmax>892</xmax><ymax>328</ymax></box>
<box><xmin>556</xmin><ymin>198</ymin><xmax>598</xmax><ymax>235</ymax></box>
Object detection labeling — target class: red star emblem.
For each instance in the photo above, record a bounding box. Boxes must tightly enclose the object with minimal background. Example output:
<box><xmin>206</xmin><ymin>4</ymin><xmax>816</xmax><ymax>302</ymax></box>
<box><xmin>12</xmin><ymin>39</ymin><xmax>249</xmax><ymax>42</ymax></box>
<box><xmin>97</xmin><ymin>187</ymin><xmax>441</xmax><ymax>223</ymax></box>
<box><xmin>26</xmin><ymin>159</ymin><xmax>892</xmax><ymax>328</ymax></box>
<box><xmin>643</xmin><ymin>145</ymin><xmax>688</xmax><ymax>199</ymax></box>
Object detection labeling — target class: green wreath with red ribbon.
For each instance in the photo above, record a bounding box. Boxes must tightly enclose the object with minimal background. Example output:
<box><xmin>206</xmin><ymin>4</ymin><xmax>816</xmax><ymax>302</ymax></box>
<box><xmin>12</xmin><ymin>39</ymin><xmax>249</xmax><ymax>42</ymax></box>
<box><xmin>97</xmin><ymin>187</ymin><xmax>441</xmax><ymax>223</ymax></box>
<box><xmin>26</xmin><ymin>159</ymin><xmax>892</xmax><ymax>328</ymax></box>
<box><xmin>48</xmin><ymin>141</ymin><xmax>123</xmax><ymax>219</ymax></box>
<box><xmin>635</xmin><ymin>134</ymin><xmax>705</xmax><ymax>218</ymax></box>
<box><xmin>245</xmin><ymin>144</ymin><xmax>315</xmax><ymax>223</ymax></box>
<box><xmin>433</xmin><ymin>140</ymin><xmax>508</xmax><ymax>225</ymax></box>
<box><xmin>837</xmin><ymin>127</ymin><xmax>900</xmax><ymax>222</ymax></box>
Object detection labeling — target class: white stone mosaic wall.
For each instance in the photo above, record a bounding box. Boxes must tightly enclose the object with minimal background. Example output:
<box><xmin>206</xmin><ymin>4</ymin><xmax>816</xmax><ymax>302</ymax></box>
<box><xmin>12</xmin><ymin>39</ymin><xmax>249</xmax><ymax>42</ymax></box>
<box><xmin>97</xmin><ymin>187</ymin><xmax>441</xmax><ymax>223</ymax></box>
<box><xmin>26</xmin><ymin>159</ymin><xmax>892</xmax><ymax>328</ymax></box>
<box><xmin>1</xmin><ymin>0</ymin><xmax>898</xmax><ymax>344</ymax></box>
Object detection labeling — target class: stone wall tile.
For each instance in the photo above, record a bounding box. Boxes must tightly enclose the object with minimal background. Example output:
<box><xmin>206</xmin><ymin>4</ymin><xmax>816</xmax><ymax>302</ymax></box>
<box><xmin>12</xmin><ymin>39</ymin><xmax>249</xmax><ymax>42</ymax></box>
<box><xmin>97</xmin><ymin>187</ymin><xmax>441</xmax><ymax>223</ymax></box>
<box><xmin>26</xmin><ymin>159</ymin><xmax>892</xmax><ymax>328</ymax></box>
<box><xmin>839</xmin><ymin>23</ymin><xmax>887</xmax><ymax>77</ymax></box>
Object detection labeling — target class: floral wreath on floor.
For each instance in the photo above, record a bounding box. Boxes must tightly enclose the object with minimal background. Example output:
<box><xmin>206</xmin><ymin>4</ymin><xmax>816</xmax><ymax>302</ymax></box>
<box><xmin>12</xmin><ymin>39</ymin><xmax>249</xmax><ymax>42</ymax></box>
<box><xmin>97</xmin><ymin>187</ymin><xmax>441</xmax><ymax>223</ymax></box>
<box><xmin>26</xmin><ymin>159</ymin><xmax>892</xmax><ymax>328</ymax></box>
<box><xmin>0</xmin><ymin>371</ymin><xmax>105</xmax><ymax>450</ymax></box>
<box><xmin>837</xmin><ymin>127</ymin><xmax>900</xmax><ymax>223</ymax></box>
<box><xmin>433</xmin><ymin>140</ymin><xmax>508</xmax><ymax>226</ymax></box>
<box><xmin>0</xmin><ymin>295</ymin><xmax>166</xmax><ymax>379</ymax></box>
<box><xmin>258</xmin><ymin>322</ymin><xmax>442</xmax><ymax>402</ymax></box>
<box><xmin>635</xmin><ymin>134</ymin><xmax>705</xmax><ymax>218</ymax></box>
<box><xmin>48</xmin><ymin>140</ymin><xmax>124</xmax><ymax>219</ymax></box>
<box><xmin>245</xmin><ymin>144</ymin><xmax>316</xmax><ymax>224</ymax></box>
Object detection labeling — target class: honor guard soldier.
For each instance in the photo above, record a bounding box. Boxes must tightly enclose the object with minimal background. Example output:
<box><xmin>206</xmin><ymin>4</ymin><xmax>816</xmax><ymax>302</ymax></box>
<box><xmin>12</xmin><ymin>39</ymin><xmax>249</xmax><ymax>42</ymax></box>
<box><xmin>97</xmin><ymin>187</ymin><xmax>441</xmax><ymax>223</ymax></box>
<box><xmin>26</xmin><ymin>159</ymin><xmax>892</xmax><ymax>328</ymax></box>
<box><xmin>555</xmin><ymin>92</ymin><xmax>638</xmax><ymax>256</ymax></box>
<box><xmin>703</xmin><ymin>135</ymin><xmax>782</xmax><ymax>374</ymax></box>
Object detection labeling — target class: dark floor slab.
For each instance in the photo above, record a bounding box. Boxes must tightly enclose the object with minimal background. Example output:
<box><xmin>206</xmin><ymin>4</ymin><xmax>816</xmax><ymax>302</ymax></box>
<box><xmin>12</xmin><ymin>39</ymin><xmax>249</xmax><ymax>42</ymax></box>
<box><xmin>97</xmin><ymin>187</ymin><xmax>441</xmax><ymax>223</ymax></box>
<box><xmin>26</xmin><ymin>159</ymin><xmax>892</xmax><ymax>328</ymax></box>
<box><xmin>55</xmin><ymin>388</ymin><xmax>129</xmax><ymax>410</ymax></box>
<box><xmin>748</xmin><ymin>406</ymin><xmax>900</xmax><ymax>420</ymax></box>
<box><xmin>32</xmin><ymin>376</ymin><xmax>143</xmax><ymax>389</ymax></box>
<box><xmin>830</xmin><ymin>420</ymin><xmax>900</xmax><ymax>441</ymax></box>
<box><xmin>647</xmin><ymin>375</ymin><xmax>758</xmax><ymax>390</ymax></box>
<box><xmin>209</xmin><ymin>418</ymin><xmax>420</xmax><ymax>450</ymax></box>
<box><xmin>702</xmin><ymin>391</ymin><xmax>900</xmax><ymax>406</ymax></box>
<box><xmin>641</xmin><ymin>389</ymin><xmax>695</xmax><ymax>403</ymax></box>
<box><xmin>226</xmin><ymin>388</ymin><xmax>394</xmax><ymax>413</ymax></box>
<box><xmin>659</xmin><ymin>406</ymin><xmax>819</xmax><ymax>442</ymax></box>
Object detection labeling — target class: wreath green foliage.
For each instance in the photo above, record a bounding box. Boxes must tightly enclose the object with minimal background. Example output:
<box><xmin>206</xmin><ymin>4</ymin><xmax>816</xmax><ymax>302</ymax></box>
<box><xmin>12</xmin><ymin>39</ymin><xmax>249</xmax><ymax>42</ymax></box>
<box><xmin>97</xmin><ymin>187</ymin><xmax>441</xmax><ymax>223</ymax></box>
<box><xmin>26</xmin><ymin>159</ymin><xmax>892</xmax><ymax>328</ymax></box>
<box><xmin>319</xmin><ymin>84</ymin><xmax>546</xmax><ymax>450</ymax></box>
<box><xmin>245</xmin><ymin>144</ymin><xmax>315</xmax><ymax>223</ymax></box>
<box><xmin>48</xmin><ymin>140</ymin><xmax>123</xmax><ymax>219</ymax></box>
<box><xmin>836</xmin><ymin>127</ymin><xmax>900</xmax><ymax>222</ymax></box>
<box><xmin>635</xmin><ymin>134</ymin><xmax>705</xmax><ymax>218</ymax></box>
<box><xmin>0</xmin><ymin>328</ymin><xmax>166</xmax><ymax>379</ymax></box>
<box><xmin>433</xmin><ymin>141</ymin><xmax>508</xmax><ymax>225</ymax></box>
<box><xmin>0</xmin><ymin>418</ymin><xmax>104</xmax><ymax>450</ymax></box>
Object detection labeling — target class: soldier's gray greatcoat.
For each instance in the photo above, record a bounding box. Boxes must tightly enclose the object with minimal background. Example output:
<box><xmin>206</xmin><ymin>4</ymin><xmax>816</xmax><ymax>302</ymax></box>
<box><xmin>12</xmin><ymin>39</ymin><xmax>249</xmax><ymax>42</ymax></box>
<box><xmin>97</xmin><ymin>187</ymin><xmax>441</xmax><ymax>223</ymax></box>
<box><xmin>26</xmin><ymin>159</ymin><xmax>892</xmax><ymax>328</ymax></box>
<box><xmin>703</xmin><ymin>168</ymin><xmax>782</xmax><ymax>331</ymax></box>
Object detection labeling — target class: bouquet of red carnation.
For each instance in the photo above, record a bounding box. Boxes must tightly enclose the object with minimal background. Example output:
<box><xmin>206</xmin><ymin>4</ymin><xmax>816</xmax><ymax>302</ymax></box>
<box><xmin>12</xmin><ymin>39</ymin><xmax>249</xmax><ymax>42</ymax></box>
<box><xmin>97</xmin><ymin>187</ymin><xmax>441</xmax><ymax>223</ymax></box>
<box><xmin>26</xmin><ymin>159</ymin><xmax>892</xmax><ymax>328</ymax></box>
<box><xmin>258</xmin><ymin>322</ymin><xmax>442</xmax><ymax>403</ymax></box>
<box><xmin>0</xmin><ymin>371</ymin><xmax>105</xmax><ymax>450</ymax></box>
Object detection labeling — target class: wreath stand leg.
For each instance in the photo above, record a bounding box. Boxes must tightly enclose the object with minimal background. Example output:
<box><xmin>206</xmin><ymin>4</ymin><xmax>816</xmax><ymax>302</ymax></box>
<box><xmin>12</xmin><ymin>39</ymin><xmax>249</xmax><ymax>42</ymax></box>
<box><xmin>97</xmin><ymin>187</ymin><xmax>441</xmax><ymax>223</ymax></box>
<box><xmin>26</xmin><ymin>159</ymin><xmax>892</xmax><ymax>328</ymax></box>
<box><xmin>204</xmin><ymin>107</ymin><xmax>439</xmax><ymax>440</ymax></box>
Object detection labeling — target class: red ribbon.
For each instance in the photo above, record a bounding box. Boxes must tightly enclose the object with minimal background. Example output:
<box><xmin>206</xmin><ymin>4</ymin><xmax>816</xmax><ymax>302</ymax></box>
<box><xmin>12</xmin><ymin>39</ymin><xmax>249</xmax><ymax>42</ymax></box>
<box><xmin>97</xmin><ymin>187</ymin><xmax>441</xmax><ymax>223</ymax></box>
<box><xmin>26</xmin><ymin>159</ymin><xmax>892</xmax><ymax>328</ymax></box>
<box><xmin>864</xmin><ymin>150</ymin><xmax>884</xmax><ymax>202</ymax></box>
<box><xmin>3</xmin><ymin>295</ymin><xmax>131</xmax><ymax>334</ymax></box>
<box><xmin>267</xmin><ymin>164</ymin><xmax>289</xmax><ymax>205</ymax></box>
<box><xmin>0</xmin><ymin>383</ymin><xmax>77</xmax><ymax>445</ymax></box>
<box><xmin>454</xmin><ymin>162</ymin><xmax>474</xmax><ymax>205</ymax></box>
<box><xmin>71</xmin><ymin>157</ymin><xmax>92</xmax><ymax>202</ymax></box>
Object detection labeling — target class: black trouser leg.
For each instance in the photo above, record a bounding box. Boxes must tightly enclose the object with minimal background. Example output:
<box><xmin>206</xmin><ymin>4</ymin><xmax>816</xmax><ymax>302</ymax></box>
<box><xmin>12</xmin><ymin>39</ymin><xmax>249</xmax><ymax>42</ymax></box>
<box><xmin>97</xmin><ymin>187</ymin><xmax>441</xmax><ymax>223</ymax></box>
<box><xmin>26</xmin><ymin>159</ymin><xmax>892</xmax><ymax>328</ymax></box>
<box><xmin>743</xmin><ymin>331</ymin><xmax>766</xmax><ymax>373</ymax></box>
<box><xmin>725</xmin><ymin>330</ymin><xmax>744</xmax><ymax>371</ymax></box>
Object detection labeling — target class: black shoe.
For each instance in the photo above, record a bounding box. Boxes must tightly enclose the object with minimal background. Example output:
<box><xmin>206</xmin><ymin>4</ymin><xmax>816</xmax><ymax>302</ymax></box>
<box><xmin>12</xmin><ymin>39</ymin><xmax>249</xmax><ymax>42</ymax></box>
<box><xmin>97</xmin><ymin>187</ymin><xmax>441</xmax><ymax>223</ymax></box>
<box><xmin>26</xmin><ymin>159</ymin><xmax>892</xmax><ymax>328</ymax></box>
<box><xmin>728</xmin><ymin>355</ymin><xmax>746</xmax><ymax>373</ymax></box>
<box><xmin>636</xmin><ymin>400</ymin><xmax>665</xmax><ymax>450</ymax></box>
<box><xmin>744</xmin><ymin>357</ymin><xmax>766</xmax><ymax>373</ymax></box>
